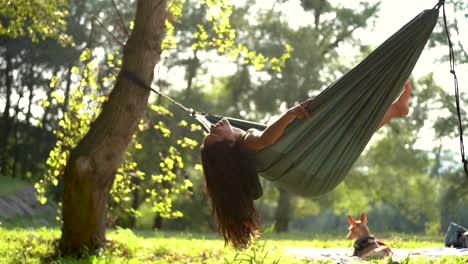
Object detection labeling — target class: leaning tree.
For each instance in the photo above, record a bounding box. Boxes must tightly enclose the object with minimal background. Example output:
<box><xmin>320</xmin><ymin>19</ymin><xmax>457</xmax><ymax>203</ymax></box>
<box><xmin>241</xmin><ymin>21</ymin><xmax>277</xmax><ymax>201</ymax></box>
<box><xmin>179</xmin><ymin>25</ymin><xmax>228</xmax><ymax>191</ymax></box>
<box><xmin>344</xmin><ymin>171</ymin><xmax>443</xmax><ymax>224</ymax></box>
<box><xmin>59</xmin><ymin>0</ymin><xmax>168</xmax><ymax>253</ymax></box>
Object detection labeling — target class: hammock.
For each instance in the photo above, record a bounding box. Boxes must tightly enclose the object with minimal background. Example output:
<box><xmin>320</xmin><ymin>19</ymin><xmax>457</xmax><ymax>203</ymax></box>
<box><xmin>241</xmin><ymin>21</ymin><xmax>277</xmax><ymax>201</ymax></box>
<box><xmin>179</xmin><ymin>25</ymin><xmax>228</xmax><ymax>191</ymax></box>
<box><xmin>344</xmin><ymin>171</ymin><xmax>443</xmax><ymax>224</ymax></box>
<box><xmin>194</xmin><ymin>7</ymin><xmax>440</xmax><ymax>197</ymax></box>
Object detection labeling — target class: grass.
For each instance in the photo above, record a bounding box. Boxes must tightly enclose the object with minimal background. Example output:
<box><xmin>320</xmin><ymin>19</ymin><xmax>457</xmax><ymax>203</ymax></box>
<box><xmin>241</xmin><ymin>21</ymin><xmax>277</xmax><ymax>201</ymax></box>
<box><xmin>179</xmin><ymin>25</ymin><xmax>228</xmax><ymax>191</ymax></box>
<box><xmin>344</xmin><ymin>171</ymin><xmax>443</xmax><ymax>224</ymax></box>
<box><xmin>1</xmin><ymin>227</ymin><xmax>468</xmax><ymax>264</ymax></box>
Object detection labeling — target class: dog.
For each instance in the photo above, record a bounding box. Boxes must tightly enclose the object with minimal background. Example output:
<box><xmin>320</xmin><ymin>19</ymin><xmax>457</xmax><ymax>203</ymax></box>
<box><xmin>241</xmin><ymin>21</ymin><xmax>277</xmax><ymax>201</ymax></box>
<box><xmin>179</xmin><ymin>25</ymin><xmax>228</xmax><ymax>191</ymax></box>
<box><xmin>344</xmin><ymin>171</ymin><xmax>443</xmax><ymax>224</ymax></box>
<box><xmin>346</xmin><ymin>212</ymin><xmax>393</xmax><ymax>259</ymax></box>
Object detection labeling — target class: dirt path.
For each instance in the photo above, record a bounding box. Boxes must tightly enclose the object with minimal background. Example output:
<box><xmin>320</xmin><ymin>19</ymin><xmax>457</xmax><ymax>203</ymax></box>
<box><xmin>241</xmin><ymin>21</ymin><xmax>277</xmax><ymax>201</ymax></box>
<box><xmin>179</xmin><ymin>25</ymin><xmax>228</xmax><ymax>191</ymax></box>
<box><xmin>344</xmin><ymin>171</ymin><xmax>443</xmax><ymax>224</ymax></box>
<box><xmin>0</xmin><ymin>186</ymin><xmax>56</xmax><ymax>221</ymax></box>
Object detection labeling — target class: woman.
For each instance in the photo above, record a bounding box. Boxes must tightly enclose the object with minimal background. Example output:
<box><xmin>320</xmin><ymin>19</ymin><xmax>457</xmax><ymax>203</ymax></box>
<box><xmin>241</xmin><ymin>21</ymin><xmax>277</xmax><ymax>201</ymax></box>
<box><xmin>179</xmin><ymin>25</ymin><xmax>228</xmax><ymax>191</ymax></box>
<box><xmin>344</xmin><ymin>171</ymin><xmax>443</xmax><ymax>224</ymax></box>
<box><xmin>201</xmin><ymin>81</ymin><xmax>413</xmax><ymax>248</ymax></box>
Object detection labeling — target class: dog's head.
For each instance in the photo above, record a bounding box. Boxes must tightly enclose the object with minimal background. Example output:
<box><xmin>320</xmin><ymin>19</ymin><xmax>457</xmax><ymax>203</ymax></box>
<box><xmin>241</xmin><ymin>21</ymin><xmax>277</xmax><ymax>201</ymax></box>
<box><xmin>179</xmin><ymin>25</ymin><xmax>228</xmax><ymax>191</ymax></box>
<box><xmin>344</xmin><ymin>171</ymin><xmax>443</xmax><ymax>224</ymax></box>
<box><xmin>346</xmin><ymin>212</ymin><xmax>371</xmax><ymax>240</ymax></box>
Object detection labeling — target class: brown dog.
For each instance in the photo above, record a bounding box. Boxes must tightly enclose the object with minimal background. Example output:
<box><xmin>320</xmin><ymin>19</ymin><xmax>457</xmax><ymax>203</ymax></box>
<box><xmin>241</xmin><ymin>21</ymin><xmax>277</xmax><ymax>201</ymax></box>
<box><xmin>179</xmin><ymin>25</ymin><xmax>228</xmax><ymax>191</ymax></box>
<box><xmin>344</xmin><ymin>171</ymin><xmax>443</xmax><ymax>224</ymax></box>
<box><xmin>346</xmin><ymin>212</ymin><xmax>393</xmax><ymax>259</ymax></box>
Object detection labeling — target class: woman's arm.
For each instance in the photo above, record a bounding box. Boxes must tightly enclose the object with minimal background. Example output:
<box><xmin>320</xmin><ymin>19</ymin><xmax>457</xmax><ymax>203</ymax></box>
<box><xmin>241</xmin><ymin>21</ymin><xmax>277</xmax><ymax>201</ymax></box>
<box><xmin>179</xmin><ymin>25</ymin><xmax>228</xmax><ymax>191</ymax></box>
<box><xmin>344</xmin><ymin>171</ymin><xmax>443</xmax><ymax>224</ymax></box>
<box><xmin>241</xmin><ymin>99</ymin><xmax>312</xmax><ymax>151</ymax></box>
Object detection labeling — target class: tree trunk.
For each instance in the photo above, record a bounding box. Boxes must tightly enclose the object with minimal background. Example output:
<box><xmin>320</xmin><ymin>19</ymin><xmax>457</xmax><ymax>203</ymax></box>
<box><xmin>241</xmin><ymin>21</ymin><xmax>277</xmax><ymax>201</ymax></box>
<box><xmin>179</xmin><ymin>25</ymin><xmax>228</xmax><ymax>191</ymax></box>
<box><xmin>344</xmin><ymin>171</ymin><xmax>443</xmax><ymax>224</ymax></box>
<box><xmin>59</xmin><ymin>0</ymin><xmax>168</xmax><ymax>254</ymax></box>
<box><xmin>63</xmin><ymin>66</ymin><xmax>73</xmax><ymax>113</ymax></box>
<box><xmin>1</xmin><ymin>41</ymin><xmax>13</xmax><ymax>176</ymax></box>
<box><xmin>153</xmin><ymin>213</ymin><xmax>163</xmax><ymax>230</ymax></box>
<box><xmin>274</xmin><ymin>188</ymin><xmax>292</xmax><ymax>233</ymax></box>
<box><xmin>25</xmin><ymin>64</ymin><xmax>35</xmax><ymax>124</ymax></box>
<box><xmin>129</xmin><ymin>177</ymin><xmax>141</xmax><ymax>229</ymax></box>
<box><xmin>22</xmin><ymin>65</ymin><xmax>35</xmax><ymax>178</ymax></box>
<box><xmin>40</xmin><ymin>68</ymin><xmax>59</xmax><ymax>129</ymax></box>
<box><xmin>440</xmin><ymin>187</ymin><xmax>458</xmax><ymax>232</ymax></box>
<box><xmin>184</xmin><ymin>49</ymin><xmax>199</xmax><ymax>99</ymax></box>
<box><xmin>12</xmin><ymin>91</ymin><xmax>24</xmax><ymax>179</ymax></box>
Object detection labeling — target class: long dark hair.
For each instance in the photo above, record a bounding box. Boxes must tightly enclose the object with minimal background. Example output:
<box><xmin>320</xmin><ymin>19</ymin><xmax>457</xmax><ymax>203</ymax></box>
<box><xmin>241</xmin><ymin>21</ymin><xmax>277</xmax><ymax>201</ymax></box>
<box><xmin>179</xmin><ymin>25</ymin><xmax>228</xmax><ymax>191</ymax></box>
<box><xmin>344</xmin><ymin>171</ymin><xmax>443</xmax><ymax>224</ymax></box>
<box><xmin>200</xmin><ymin>140</ymin><xmax>260</xmax><ymax>248</ymax></box>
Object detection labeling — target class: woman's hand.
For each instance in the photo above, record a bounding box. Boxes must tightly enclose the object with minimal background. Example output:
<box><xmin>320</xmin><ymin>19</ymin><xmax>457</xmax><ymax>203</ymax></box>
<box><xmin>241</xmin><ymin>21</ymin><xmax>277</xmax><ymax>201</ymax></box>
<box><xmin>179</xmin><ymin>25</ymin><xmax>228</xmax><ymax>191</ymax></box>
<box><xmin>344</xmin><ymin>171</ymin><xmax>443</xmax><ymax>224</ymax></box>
<box><xmin>288</xmin><ymin>98</ymin><xmax>313</xmax><ymax>120</ymax></box>
<box><xmin>241</xmin><ymin>98</ymin><xmax>313</xmax><ymax>150</ymax></box>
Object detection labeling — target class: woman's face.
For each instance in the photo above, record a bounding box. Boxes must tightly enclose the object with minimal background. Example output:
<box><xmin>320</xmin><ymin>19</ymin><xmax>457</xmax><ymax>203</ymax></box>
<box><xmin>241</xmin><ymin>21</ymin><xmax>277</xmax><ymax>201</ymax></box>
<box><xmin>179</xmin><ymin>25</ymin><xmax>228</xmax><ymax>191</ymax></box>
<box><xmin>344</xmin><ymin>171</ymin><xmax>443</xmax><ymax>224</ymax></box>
<box><xmin>203</xmin><ymin>118</ymin><xmax>242</xmax><ymax>146</ymax></box>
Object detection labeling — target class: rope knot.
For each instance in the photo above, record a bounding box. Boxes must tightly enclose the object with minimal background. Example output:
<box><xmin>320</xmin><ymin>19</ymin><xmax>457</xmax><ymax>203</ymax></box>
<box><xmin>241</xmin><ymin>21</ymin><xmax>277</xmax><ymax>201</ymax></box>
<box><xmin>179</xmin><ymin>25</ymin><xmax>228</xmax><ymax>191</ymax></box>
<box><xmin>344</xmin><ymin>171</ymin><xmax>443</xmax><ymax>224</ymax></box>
<box><xmin>450</xmin><ymin>70</ymin><xmax>455</xmax><ymax>74</ymax></box>
<box><xmin>435</xmin><ymin>0</ymin><xmax>445</xmax><ymax>9</ymax></box>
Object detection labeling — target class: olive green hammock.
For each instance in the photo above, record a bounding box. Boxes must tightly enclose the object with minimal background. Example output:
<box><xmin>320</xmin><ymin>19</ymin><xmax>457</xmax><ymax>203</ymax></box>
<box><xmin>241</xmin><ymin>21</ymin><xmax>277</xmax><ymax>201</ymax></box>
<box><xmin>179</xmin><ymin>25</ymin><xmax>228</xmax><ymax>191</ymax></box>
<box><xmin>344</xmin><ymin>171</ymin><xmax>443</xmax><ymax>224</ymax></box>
<box><xmin>193</xmin><ymin>7</ymin><xmax>440</xmax><ymax>197</ymax></box>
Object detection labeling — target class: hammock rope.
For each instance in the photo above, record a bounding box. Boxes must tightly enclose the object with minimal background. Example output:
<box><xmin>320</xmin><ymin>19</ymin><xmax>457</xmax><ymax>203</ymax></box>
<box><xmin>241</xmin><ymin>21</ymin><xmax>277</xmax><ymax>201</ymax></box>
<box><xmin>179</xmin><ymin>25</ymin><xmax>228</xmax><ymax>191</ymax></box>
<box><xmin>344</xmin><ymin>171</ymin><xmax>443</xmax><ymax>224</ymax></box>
<box><xmin>121</xmin><ymin>70</ymin><xmax>198</xmax><ymax>115</ymax></box>
<box><xmin>120</xmin><ymin>69</ymin><xmax>268</xmax><ymax>131</ymax></box>
<box><xmin>439</xmin><ymin>1</ymin><xmax>468</xmax><ymax>177</ymax></box>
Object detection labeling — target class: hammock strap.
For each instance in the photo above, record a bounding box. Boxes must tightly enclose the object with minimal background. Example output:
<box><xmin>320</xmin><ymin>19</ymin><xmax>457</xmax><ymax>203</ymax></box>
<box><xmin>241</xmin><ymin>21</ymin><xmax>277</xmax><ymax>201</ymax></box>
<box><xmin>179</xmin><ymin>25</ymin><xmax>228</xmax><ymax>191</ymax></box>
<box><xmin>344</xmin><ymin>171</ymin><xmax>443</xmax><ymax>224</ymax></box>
<box><xmin>121</xmin><ymin>70</ymin><xmax>266</xmax><ymax>134</ymax></box>
<box><xmin>439</xmin><ymin>2</ymin><xmax>468</xmax><ymax>177</ymax></box>
<box><xmin>121</xmin><ymin>69</ymin><xmax>198</xmax><ymax>116</ymax></box>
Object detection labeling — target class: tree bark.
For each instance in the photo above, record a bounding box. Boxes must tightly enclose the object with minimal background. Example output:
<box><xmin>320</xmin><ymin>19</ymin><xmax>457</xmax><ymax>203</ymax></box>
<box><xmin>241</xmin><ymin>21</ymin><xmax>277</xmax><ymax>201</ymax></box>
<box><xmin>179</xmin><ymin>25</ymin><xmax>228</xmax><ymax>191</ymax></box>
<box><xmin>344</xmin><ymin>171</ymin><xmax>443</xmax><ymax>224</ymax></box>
<box><xmin>25</xmin><ymin>64</ymin><xmax>35</xmax><ymax>124</ymax></box>
<box><xmin>274</xmin><ymin>188</ymin><xmax>292</xmax><ymax>233</ymax></box>
<box><xmin>40</xmin><ymin>68</ymin><xmax>59</xmax><ymax>129</ymax></box>
<box><xmin>129</xmin><ymin>176</ymin><xmax>141</xmax><ymax>229</ymax></box>
<box><xmin>59</xmin><ymin>0</ymin><xmax>168</xmax><ymax>254</ymax></box>
<box><xmin>153</xmin><ymin>213</ymin><xmax>163</xmax><ymax>230</ymax></box>
<box><xmin>63</xmin><ymin>66</ymin><xmax>73</xmax><ymax>113</ymax></box>
<box><xmin>22</xmin><ymin>65</ymin><xmax>36</xmax><ymax>178</ymax></box>
<box><xmin>440</xmin><ymin>187</ymin><xmax>458</xmax><ymax>232</ymax></box>
<box><xmin>1</xmin><ymin>41</ymin><xmax>13</xmax><ymax>176</ymax></box>
<box><xmin>184</xmin><ymin>49</ymin><xmax>199</xmax><ymax>99</ymax></box>
<box><xmin>11</xmin><ymin>91</ymin><xmax>24</xmax><ymax>179</ymax></box>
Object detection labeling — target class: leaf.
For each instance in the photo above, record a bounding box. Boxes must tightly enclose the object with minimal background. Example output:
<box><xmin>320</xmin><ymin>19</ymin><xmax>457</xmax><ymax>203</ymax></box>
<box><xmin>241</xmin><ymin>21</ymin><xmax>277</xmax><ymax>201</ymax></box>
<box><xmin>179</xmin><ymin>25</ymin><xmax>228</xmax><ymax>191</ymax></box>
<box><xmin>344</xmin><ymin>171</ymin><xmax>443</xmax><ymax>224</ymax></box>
<box><xmin>39</xmin><ymin>197</ymin><xmax>47</xmax><ymax>205</ymax></box>
<box><xmin>49</xmin><ymin>76</ymin><xmax>58</xmax><ymax>88</ymax></box>
<box><xmin>71</xmin><ymin>66</ymin><xmax>80</xmax><ymax>73</ymax></box>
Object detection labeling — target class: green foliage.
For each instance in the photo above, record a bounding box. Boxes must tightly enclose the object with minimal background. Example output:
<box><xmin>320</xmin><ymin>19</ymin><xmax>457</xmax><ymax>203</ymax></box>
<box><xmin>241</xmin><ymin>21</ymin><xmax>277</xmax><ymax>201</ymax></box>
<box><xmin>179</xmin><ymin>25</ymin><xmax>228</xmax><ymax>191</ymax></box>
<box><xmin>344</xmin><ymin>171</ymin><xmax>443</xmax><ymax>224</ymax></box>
<box><xmin>35</xmin><ymin>48</ymin><xmax>103</xmax><ymax>205</ymax></box>
<box><xmin>36</xmin><ymin>43</ymin><xmax>198</xmax><ymax>225</ymax></box>
<box><xmin>118</xmin><ymin>104</ymin><xmax>202</xmax><ymax>224</ymax></box>
<box><xmin>145</xmin><ymin>146</ymin><xmax>191</xmax><ymax>218</ymax></box>
<box><xmin>163</xmin><ymin>0</ymin><xmax>187</xmax><ymax>50</ymax></box>
<box><xmin>429</xmin><ymin>0</ymin><xmax>468</xmax><ymax>64</ymax></box>
<box><xmin>191</xmin><ymin>0</ymin><xmax>292</xmax><ymax>71</ymax></box>
<box><xmin>0</xmin><ymin>0</ymin><xmax>73</xmax><ymax>45</ymax></box>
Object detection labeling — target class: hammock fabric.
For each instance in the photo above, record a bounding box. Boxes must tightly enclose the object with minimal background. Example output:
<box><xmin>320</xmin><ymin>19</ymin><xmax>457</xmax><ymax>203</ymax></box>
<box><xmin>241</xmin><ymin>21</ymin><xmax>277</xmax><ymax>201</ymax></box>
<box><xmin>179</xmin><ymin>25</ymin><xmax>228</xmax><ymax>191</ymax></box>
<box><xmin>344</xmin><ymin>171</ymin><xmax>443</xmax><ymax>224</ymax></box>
<box><xmin>195</xmin><ymin>7</ymin><xmax>440</xmax><ymax>197</ymax></box>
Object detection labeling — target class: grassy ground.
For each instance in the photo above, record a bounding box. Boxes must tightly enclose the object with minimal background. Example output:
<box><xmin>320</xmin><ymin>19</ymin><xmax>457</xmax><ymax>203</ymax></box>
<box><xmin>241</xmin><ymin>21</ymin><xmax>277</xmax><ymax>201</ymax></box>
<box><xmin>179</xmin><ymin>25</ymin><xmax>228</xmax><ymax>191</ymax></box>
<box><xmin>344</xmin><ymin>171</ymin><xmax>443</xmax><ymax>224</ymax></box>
<box><xmin>1</xmin><ymin>227</ymin><xmax>468</xmax><ymax>264</ymax></box>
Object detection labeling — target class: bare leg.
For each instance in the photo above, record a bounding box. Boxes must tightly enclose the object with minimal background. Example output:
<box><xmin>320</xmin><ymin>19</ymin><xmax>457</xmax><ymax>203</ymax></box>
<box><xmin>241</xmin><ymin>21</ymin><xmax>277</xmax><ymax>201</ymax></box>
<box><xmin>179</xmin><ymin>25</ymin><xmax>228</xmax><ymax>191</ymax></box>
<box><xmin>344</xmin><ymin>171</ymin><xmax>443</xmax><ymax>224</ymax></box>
<box><xmin>377</xmin><ymin>80</ymin><xmax>412</xmax><ymax>130</ymax></box>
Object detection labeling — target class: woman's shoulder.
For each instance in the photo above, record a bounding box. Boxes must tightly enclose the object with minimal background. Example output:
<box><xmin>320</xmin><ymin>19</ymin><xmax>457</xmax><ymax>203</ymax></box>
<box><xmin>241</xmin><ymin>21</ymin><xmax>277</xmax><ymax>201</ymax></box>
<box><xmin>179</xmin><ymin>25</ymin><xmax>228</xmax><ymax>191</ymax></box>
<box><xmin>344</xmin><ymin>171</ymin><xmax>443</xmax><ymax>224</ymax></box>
<box><xmin>244</xmin><ymin>128</ymin><xmax>258</xmax><ymax>136</ymax></box>
<box><xmin>239</xmin><ymin>128</ymin><xmax>262</xmax><ymax>151</ymax></box>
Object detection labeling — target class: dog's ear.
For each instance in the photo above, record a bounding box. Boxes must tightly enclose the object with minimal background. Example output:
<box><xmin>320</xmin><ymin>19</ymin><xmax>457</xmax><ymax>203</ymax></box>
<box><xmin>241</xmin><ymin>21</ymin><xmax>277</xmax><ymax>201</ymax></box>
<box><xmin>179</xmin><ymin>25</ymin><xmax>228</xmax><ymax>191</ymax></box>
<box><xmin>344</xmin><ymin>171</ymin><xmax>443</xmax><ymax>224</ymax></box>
<box><xmin>347</xmin><ymin>215</ymin><xmax>356</xmax><ymax>226</ymax></box>
<box><xmin>359</xmin><ymin>212</ymin><xmax>367</xmax><ymax>224</ymax></box>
